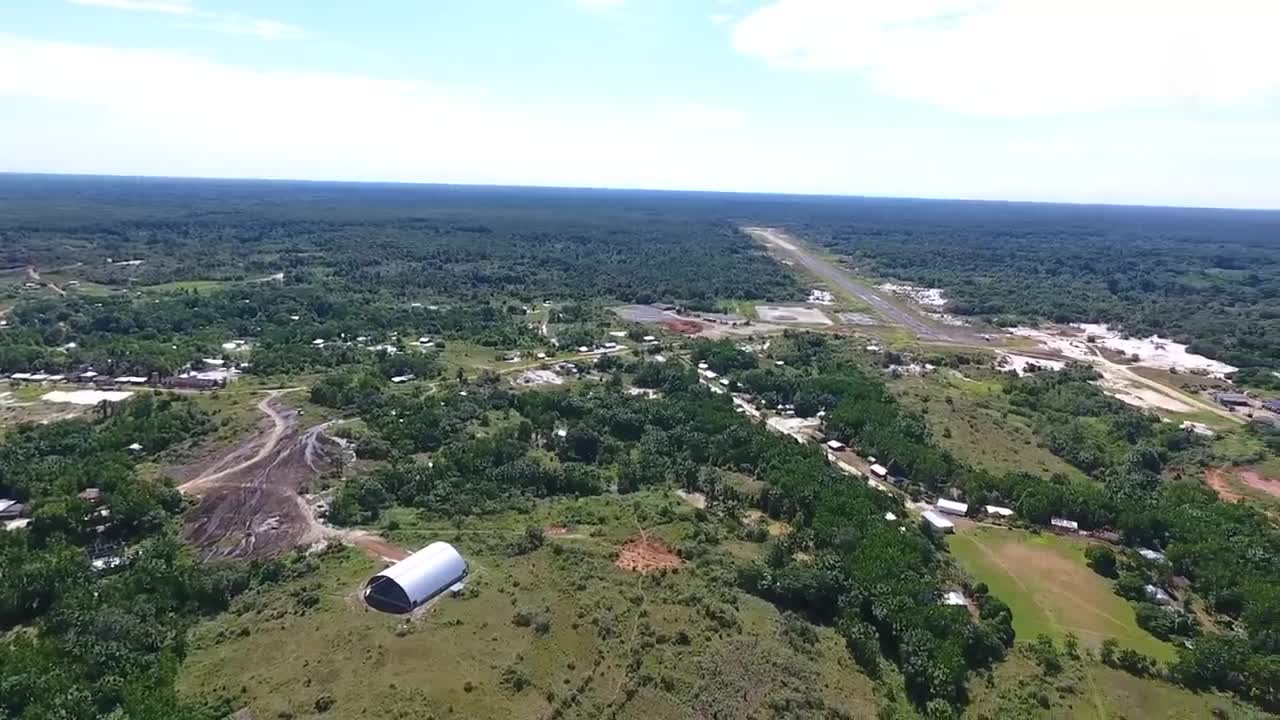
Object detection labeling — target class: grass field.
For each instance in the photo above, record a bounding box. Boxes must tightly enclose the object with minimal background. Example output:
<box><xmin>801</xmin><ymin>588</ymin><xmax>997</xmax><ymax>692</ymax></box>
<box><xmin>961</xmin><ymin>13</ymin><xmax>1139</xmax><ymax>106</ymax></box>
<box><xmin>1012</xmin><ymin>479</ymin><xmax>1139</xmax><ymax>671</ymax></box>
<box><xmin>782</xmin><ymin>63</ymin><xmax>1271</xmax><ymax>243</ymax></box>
<box><xmin>138</xmin><ymin>279</ymin><xmax>231</xmax><ymax>293</ymax></box>
<box><xmin>178</xmin><ymin>493</ymin><xmax>888</xmax><ymax>720</ymax></box>
<box><xmin>890</xmin><ymin>370</ymin><xmax>1087</xmax><ymax>481</ymax></box>
<box><xmin>948</xmin><ymin>527</ymin><xmax>1174</xmax><ymax>661</ymax></box>
<box><xmin>964</xmin><ymin>648</ymin><xmax>1269</xmax><ymax>720</ymax></box>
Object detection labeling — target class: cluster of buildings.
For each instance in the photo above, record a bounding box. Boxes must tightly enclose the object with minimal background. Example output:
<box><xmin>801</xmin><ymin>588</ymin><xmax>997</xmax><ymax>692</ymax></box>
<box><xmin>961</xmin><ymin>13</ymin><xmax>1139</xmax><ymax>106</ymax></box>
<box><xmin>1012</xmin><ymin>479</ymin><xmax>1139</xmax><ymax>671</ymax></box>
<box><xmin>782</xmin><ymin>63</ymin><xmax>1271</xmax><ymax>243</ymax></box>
<box><xmin>4</xmin><ymin>360</ymin><xmax>238</xmax><ymax>391</ymax></box>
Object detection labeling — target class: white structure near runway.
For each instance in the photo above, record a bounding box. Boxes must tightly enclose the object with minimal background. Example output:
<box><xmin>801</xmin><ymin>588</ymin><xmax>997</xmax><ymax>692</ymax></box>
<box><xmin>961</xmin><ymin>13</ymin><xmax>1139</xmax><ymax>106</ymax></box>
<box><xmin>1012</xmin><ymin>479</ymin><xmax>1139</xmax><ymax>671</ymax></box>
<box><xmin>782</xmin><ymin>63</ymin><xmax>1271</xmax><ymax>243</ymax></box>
<box><xmin>364</xmin><ymin>542</ymin><xmax>468</xmax><ymax>614</ymax></box>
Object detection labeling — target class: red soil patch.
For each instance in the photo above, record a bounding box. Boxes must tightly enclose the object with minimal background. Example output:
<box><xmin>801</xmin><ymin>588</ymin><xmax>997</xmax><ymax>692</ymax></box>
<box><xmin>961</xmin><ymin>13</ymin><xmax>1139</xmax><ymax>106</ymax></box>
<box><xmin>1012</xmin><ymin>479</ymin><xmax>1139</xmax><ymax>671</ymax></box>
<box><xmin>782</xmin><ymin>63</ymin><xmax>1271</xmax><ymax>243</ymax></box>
<box><xmin>615</xmin><ymin>535</ymin><xmax>682</xmax><ymax>574</ymax></box>
<box><xmin>1206</xmin><ymin>468</ymin><xmax>1244</xmax><ymax>503</ymax></box>
<box><xmin>1238</xmin><ymin>469</ymin><xmax>1280</xmax><ymax>499</ymax></box>
<box><xmin>662</xmin><ymin>318</ymin><xmax>705</xmax><ymax>335</ymax></box>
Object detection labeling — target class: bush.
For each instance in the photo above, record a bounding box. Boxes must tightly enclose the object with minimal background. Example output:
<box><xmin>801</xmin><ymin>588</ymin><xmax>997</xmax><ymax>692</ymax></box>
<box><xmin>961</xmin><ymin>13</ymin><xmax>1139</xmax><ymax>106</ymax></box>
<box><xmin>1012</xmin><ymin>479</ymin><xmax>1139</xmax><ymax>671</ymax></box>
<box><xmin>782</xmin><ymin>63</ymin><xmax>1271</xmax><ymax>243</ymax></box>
<box><xmin>1085</xmin><ymin>545</ymin><xmax>1118</xmax><ymax>578</ymax></box>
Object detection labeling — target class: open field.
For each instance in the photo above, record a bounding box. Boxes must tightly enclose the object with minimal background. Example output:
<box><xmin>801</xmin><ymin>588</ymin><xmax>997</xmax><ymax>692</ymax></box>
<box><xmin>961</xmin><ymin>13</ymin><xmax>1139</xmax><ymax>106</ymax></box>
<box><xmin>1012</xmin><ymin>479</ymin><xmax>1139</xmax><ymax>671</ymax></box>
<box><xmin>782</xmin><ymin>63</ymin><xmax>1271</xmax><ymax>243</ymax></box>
<box><xmin>964</xmin><ymin>649</ymin><xmax>1270</xmax><ymax>720</ymax></box>
<box><xmin>889</xmin><ymin>370</ymin><xmax>1087</xmax><ymax>481</ymax></box>
<box><xmin>178</xmin><ymin>494</ymin><xmax>886</xmax><ymax>720</ymax></box>
<box><xmin>948</xmin><ymin>527</ymin><xmax>1174</xmax><ymax>661</ymax></box>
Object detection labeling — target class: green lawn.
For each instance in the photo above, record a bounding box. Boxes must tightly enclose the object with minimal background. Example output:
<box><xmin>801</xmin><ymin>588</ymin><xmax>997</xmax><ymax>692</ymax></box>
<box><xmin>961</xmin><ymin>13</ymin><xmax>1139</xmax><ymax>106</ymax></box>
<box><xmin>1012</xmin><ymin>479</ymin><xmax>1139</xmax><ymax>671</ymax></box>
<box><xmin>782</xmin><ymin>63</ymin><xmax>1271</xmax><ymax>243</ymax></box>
<box><xmin>138</xmin><ymin>279</ymin><xmax>230</xmax><ymax>293</ymax></box>
<box><xmin>948</xmin><ymin>527</ymin><xmax>1175</xmax><ymax>662</ymax></box>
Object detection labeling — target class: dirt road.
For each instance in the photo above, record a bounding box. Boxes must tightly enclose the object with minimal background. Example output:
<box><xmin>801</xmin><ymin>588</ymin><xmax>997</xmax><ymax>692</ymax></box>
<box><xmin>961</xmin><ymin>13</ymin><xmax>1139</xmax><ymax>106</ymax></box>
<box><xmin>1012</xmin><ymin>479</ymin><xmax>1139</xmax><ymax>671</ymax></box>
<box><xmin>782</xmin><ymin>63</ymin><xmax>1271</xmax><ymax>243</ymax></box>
<box><xmin>179</xmin><ymin>390</ymin><xmax>410</xmax><ymax>562</ymax></box>
<box><xmin>743</xmin><ymin>227</ymin><xmax>979</xmax><ymax>344</ymax></box>
<box><xmin>1082</xmin><ymin>344</ymin><xmax>1244</xmax><ymax>425</ymax></box>
<box><xmin>180</xmin><ymin>390</ymin><xmax>337</xmax><ymax>559</ymax></box>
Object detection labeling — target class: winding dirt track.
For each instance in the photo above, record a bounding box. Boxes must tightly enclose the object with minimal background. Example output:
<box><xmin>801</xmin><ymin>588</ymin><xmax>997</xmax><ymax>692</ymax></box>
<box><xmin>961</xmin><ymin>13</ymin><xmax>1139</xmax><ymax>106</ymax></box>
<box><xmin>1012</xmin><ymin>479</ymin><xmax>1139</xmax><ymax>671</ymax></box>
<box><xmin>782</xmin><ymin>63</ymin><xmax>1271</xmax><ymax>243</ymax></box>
<box><xmin>180</xmin><ymin>390</ymin><xmax>334</xmax><ymax>560</ymax></box>
<box><xmin>179</xmin><ymin>390</ymin><xmax>408</xmax><ymax>563</ymax></box>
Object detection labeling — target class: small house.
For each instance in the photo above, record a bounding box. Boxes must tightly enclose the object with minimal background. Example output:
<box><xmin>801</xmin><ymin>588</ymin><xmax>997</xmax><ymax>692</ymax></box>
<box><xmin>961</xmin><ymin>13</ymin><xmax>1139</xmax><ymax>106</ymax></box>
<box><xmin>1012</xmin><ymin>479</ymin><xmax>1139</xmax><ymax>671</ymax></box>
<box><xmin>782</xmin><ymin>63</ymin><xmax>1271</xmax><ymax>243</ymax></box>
<box><xmin>825</xmin><ymin>439</ymin><xmax>846</xmax><ymax>451</ymax></box>
<box><xmin>1144</xmin><ymin>584</ymin><xmax>1173</xmax><ymax>606</ymax></box>
<box><xmin>1215</xmin><ymin>392</ymin><xmax>1251</xmax><ymax>408</ymax></box>
<box><xmin>869</xmin><ymin>463</ymin><xmax>888</xmax><ymax>479</ymax></box>
<box><xmin>1050</xmin><ymin>517</ymin><xmax>1080</xmax><ymax>533</ymax></box>
<box><xmin>922</xmin><ymin>511</ymin><xmax>954</xmax><ymax>534</ymax></box>
<box><xmin>942</xmin><ymin>591</ymin><xmax>967</xmax><ymax>606</ymax></box>
<box><xmin>0</xmin><ymin>500</ymin><xmax>26</xmax><ymax>521</ymax></box>
<box><xmin>984</xmin><ymin>505</ymin><xmax>1015</xmax><ymax>518</ymax></box>
<box><xmin>1138</xmin><ymin>548</ymin><xmax>1169</xmax><ymax>564</ymax></box>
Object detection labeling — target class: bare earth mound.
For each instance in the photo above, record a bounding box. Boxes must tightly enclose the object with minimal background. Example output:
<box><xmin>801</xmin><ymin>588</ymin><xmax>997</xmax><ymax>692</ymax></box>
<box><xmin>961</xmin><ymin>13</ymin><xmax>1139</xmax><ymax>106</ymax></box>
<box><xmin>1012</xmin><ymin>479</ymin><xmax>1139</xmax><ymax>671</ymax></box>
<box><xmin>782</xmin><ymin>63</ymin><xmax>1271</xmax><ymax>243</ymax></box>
<box><xmin>615</xmin><ymin>535</ymin><xmax>682</xmax><ymax>573</ymax></box>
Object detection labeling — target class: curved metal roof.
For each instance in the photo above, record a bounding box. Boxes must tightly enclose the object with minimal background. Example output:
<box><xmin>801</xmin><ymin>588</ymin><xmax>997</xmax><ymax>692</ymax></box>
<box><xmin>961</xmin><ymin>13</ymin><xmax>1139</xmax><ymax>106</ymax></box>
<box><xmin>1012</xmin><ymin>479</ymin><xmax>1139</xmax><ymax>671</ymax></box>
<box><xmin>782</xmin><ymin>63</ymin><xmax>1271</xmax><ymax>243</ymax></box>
<box><xmin>364</xmin><ymin>541</ymin><xmax>468</xmax><ymax>614</ymax></box>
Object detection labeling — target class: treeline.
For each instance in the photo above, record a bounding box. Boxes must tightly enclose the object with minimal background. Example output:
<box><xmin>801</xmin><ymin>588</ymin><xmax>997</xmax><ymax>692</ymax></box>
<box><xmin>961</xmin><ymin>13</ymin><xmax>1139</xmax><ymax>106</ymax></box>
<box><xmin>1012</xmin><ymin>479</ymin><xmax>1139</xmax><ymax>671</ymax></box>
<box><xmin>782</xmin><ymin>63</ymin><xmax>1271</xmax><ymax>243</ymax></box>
<box><xmin>0</xmin><ymin>393</ymin><xmax>300</xmax><ymax>719</ymax></box>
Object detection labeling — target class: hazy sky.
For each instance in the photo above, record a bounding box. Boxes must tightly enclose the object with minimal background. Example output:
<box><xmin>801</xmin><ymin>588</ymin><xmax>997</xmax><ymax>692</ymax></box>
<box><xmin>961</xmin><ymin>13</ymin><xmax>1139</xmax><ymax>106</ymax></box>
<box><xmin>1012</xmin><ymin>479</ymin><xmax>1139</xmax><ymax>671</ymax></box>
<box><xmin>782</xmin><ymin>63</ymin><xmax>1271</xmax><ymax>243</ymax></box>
<box><xmin>2</xmin><ymin>0</ymin><xmax>1279</xmax><ymax>208</ymax></box>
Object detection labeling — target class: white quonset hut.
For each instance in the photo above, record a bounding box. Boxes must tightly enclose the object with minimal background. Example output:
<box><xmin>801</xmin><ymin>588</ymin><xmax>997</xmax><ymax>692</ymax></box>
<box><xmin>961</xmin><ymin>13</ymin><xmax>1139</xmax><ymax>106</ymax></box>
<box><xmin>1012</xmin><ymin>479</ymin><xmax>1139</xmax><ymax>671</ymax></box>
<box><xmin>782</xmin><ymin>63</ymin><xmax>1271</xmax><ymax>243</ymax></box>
<box><xmin>936</xmin><ymin>499</ymin><xmax>969</xmax><ymax>517</ymax></box>
<box><xmin>364</xmin><ymin>542</ymin><xmax>468</xmax><ymax>614</ymax></box>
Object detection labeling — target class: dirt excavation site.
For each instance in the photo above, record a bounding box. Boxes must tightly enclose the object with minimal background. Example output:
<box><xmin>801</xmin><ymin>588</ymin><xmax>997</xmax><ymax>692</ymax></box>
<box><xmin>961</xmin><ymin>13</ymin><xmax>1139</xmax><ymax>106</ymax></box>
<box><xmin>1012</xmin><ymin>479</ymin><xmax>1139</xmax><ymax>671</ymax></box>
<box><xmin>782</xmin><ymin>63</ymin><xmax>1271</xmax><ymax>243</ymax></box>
<box><xmin>173</xmin><ymin>391</ymin><xmax>344</xmax><ymax>560</ymax></box>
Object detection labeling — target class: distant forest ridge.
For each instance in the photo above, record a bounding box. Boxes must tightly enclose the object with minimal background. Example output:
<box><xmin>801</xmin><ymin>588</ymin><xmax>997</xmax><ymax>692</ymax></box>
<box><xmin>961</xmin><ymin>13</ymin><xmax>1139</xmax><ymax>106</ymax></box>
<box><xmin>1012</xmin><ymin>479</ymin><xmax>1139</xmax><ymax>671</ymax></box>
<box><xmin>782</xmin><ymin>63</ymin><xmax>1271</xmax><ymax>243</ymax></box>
<box><xmin>1</xmin><ymin>173</ymin><xmax>1277</xmax><ymax>379</ymax></box>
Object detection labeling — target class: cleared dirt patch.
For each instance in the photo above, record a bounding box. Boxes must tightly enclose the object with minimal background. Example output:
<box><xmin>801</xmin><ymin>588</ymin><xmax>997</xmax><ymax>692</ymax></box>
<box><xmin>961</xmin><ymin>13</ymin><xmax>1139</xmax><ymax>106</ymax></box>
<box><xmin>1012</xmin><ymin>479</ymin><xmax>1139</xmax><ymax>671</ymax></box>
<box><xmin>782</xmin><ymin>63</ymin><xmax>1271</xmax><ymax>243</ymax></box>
<box><xmin>178</xmin><ymin>392</ymin><xmax>338</xmax><ymax>560</ymax></box>
<box><xmin>615</xmin><ymin>535</ymin><xmax>682</xmax><ymax>574</ymax></box>
<box><xmin>1238</xmin><ymin>469</ymin><xmax>1280</xmax><ymax>499</ymax></box>
<box><xmin>663</xmin><ymin>318</ymin><xmax>705</xmax><ymax>334</ymax></box>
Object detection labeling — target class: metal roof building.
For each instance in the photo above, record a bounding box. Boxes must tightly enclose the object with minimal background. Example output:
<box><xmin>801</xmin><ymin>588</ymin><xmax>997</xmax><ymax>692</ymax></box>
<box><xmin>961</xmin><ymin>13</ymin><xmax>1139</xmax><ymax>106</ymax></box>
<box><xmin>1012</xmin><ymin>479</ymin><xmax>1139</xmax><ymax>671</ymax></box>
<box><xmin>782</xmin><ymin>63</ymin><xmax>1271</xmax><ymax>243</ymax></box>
<box><xmin>922</xmin><ymin>510</ymin><xmax>955</xmax><ymax>534</ymax></box>
<box><xmin>364</xmin><ymin>542</ymin><xmax>468</xmax><ymax>614</ymax></box>
<box><xmin>936</xmin><ymin>499</ymin><xmax>969</xmax><ymax>516</ymax></box>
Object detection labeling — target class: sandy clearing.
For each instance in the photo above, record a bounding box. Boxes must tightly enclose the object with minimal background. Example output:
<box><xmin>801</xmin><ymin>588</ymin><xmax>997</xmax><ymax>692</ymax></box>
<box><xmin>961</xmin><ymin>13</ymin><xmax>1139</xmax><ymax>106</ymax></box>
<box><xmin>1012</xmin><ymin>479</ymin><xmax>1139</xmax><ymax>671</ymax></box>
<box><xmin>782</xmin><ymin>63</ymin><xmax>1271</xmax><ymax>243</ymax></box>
<box><xmin>755</xmin><ymin>304</ymin><xmax>833</xmax><ymax>325</ymax></box>
<box><xmin>1094</xmin><ymin>375</ymin><xmax>1198</xmax><ymax>413</ymax></box>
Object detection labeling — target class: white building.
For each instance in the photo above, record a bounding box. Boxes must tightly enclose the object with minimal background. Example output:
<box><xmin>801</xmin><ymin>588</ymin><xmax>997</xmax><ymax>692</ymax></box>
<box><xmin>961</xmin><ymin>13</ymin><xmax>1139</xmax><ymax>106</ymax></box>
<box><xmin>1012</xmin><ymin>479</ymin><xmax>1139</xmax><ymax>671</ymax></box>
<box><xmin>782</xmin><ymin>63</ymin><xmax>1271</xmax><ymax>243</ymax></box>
<box><xmin>936</xmin><ymin>499</ymin><xmax>969</xmax><ymax>516</ymax></box>
<box><xmin>1144</xmin><ymin>584</ymin><xmax>1173</xmax><ymax>606</ymax></box>
<box><xmin>869</xmin><ymin>463</ymin><xmax>888</xmax><ymax>479</ymax></box>
<box><xmin>984</xmin><ymin>505</ymin><xmax>1015</xmax><ymax>518</ymax></box>
<box><xmin>825</xmin><ymin>439</ymin><xmax>846</xmax><ymax>451</ymax></box>
<box><xmin>922</xmin><ymin>510</ymin><xmax>955</xmax><ymax>534</ymax></box>
<box><xmin>1138</xmin><ymin>548</ymin><xmax>1169</xmax><ymax>564</ymax></box>
<box><xmin>942</xmin><ymin>590</ymin><xmax>967</xmax><ymax>606</ymax></box>
<box><xmin>1051</xmin><ymin>517</ymin><xmax>1080</xmax><ymax>532</ymax></box>
<box><xmin>364</xmin><ymin>542</ymin><xmax>469</xmax><ymax>614</ymax></box>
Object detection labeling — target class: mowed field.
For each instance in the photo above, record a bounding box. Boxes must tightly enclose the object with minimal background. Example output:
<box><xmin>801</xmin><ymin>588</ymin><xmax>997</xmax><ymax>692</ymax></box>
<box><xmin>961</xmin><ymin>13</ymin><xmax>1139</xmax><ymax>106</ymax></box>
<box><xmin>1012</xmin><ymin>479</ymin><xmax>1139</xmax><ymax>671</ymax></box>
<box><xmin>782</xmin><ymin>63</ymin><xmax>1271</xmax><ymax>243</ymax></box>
<box><xmin>948</xmin><ymin>527</ymin><xmax>1175</xmax><ymax>661</ymax></box>
<box><xmin>177</xmin><ymin>493</ymin><xmax>884</xmax><ymax>720</ymax></box>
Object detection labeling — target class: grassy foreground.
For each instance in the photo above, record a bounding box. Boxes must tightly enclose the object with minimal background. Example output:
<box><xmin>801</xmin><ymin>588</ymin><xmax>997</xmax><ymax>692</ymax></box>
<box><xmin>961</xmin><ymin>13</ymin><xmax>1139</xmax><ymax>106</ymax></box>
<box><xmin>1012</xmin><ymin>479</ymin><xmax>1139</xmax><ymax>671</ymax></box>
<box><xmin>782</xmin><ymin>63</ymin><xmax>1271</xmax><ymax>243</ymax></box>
<box><xmin>177</xmin><ymin>493</ymin><xmax>883</xmax><ymax>720</ymax></box>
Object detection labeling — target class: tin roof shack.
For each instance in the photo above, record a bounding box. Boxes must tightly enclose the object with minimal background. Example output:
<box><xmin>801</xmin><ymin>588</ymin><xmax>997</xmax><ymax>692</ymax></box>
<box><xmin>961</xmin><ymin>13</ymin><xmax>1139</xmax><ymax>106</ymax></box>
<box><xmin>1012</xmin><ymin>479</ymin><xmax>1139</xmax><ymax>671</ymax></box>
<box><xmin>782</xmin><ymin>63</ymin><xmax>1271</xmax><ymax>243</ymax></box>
<box><xmin>984</xmin><ymin>505</ymin><xmax>1015</xmax><ymax>519</ymax></box>
<box><xmin>1137</xmin><ymin>548</ymin><xmax>1169</xmax><ymax>565</ymax></box>
<box><xmin>922</xmin><ymin>510</ymin><xmax>955</xmax><ymax>534</ymax></box>
<box><xmin>1050</xmin><ymin>517</ymin><xmax>1080</xmax><ymax>534</ymax></box>
<box><xmin>935</xmin><ymin>499</ymin><xmax>969</xmax><ymax>517</ymax></box>
<box><xmin>0</xmin><ymin>499</ymin><xmax>28</xmax><ymax>521</ymax></box>
<box><xmin>1144</xmin><ymin>584</ymin><xmax>1174</xmax><ymax>606</ymax></box>
<box><xmin>1215</xmin><ymin>392</ymin><xmax>1252</xmax><ymax>408</ymax></box>
<box><xmin>869</xmin><ymin>463</ymin><xmax>888</xmax><ymax>479</ymax></box>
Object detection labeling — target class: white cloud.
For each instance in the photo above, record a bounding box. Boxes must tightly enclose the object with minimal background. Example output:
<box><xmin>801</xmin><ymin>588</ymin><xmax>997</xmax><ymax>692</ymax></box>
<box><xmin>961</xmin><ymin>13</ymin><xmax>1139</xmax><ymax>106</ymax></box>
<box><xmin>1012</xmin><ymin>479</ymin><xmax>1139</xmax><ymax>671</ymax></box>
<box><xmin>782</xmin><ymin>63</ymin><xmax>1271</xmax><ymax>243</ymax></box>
<box><xmin>732</xmin><ymin>0</ymin><xmax>1280</xmax><ymax>115</ymax></box>
<box><xmin>67</xmin><ymin>0</ymin><xmax>301</xmax><ymax>40</ymax></box>
<box><xmin>574</xmin><ymin>0</ymin><xmax>625</xmax><ymax>10</ymax></box>
<box><xmin>710</xmin><ymin>13</ymin><xmax>733</xmax><ymax>26</ymax></box>
<box><xmin>68</xmin><ymin>0</ymin><xmax>194</xmax><ymax>15</ymax></box>
<box><xmin>0</xmin><ymin>35</ymin><xmax>1276</xmax><ymax>208</ymax></box>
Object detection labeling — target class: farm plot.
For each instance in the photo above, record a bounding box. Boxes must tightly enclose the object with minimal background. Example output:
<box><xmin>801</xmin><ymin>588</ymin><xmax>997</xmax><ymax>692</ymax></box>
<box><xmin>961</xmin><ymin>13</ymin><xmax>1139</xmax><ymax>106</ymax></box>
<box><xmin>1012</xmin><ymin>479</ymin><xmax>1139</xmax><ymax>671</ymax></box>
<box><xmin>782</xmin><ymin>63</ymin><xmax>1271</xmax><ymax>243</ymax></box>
<box><xmin>948</xmin><ymin>527</ymin><xmax>1174</xmax><ymax>661</ymax></box>
<box><xmin>755</xmin><ymin>305</ymin><xmax>833</xmax><ymax>325</ymax></box>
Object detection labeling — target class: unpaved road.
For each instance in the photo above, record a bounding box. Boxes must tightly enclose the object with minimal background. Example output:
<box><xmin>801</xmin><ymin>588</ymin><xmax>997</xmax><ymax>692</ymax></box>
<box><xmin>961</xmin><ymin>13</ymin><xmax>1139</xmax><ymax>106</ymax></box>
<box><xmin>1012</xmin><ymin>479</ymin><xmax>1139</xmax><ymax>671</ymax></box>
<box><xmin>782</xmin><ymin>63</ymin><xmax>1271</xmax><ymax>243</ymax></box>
<box><xmin>180</xmin><ymin>390</ymin><xmax>337</xmax><ymax>560</ymax></box>
<box><xmin>179</xmin><ymin>390</ymin><xmax>407</xmax><ymax>562</ymax></box>
<box><xmin>743</xmin><ymin>227</ymin><xmax>979</xmax><ymax>344</ymax></box>
<box><xmin>1082</xmin><ymin>344</ymin><xmax>1244</xmax><ymax>425</ymax></box>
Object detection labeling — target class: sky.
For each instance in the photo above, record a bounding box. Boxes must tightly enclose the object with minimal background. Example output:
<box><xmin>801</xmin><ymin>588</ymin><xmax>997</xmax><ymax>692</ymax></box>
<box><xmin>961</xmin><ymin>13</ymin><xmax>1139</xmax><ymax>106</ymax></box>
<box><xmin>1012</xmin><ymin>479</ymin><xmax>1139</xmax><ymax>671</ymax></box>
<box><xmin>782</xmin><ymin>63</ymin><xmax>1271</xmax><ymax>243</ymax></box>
<box><xmin>1</xmin><ymin>0</ymin><xmax>1279</xmax><ymax>209</ymax></box>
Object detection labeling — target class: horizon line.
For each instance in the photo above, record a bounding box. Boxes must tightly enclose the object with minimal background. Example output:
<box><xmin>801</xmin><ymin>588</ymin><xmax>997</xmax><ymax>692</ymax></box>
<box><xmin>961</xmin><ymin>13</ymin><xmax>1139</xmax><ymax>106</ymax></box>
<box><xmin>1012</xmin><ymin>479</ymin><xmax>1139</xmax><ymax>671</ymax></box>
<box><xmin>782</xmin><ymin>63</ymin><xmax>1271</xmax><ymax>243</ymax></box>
<box><xmin>2</xmin><ymin>170</ymin><xmax>1278</xmax><ymax>215</ymax></box>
